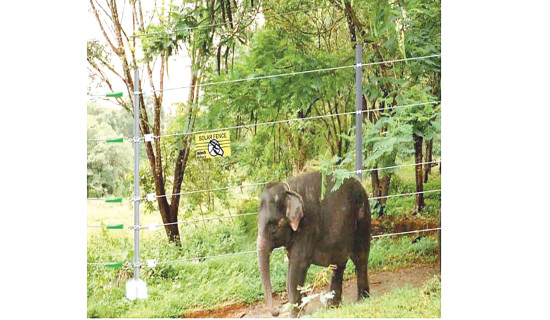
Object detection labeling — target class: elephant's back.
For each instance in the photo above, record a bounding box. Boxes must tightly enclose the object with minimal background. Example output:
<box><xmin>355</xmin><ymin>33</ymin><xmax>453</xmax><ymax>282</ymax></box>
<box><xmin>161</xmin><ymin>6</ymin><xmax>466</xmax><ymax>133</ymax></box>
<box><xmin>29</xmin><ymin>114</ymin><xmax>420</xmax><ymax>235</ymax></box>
<box><xmin>286</xmin><ymin>171</ymin><xmax>323</xmax><ymax>207</ymax></box>
<box><xmin>321</xmin><ymin>179</ymin><xmax>366</xmax><ymax>256</ymax></box>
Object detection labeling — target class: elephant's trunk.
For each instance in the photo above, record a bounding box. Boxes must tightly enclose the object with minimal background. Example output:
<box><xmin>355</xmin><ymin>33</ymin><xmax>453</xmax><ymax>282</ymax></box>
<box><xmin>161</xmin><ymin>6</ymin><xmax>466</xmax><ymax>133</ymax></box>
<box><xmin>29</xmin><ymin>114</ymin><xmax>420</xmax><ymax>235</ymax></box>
<box><xmin>257</xmin><ymin>235</ymin><xmax>279</xmax><ymax>317</ymax></box>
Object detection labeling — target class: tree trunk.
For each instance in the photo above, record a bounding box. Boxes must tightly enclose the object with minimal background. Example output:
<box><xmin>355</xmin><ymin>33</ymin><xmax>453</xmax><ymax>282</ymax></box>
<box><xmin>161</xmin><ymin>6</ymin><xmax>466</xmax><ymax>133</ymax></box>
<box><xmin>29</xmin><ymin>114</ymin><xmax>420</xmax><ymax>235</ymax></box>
<box><xmin>371</xmin><ymin>169</ymin><xmax>391</xmax><ymax>217</ymax></box>
<box><xmin>157</xmin><ymin>66</ymin><xmax>199</xmax><ymax>245</ymax></box>
<box><xmin>165</xmin><ymin>213</ymin><xmax>181</xmax><ymax>243</ymax></box>
<box><xmin>370</xmin><ymin>169</ymin><xmax>383</xmax><ymax>217</ymax></box>
<box><xmin>413</xmin><ymin>133</ymin><xmax>425</xmax><ymax>214</ymax></box>
<box><xmin>371</xmin><ymin>169</ymin><xmax>381</xmax><ymax>199</ymax></box>
<box><xmin>278</xmin><ymin>125</ymin><xmax>281</xmax><ymax>163</ymax></box>
<box><xmin>216</xmin><ymin>45</ymin><xmax>221</xmax><ymax>75</ymax></box>
<box><xmin>423</xmin><ymin>139</ymin><xmax>433</xmax><ymax>183</ymax></box>
<box><xmin>379</xmin><ymin>174</ymin><xmax>392</xmax><ymax>206</ymax></box>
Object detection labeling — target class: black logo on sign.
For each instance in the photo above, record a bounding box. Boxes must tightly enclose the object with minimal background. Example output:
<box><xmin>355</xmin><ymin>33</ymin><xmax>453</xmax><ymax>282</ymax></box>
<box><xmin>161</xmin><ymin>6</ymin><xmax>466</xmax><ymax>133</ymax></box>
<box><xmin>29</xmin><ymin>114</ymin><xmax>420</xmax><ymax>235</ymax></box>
<box><xmin>208</xmin><ymin>139</ymin><xmax>224</xmax><ymax>157</ymax></box>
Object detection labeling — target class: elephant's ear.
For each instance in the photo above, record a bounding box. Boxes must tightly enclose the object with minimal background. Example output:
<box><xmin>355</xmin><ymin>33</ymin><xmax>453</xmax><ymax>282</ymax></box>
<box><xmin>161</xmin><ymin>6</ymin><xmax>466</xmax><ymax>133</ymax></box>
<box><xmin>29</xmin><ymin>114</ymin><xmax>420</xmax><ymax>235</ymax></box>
<box><xmin>285</xmin><ymin>191</ymin><xmax>304</xmax><ymax>231</ymax></box>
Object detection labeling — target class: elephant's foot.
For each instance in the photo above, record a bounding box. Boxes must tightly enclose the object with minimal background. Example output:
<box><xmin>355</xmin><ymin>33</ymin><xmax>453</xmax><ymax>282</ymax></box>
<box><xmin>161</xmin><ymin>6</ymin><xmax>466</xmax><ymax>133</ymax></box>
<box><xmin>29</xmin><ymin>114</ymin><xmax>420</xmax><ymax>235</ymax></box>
<box><xmin>328</xmin><ymin>264</ymin><xmax>345</xmax><ymax>308</ymax></box>
<box><xmin>357</xmin><ymin>289</ymin><xmax>370</xmax><ymax>301</ymax></box>
<box><xmin>326</xmin><ymin>293</ymin><xmax>342</xmax><ymax>308</ymax></box>
<box><xmin>289</xmin><ymin>306</ymin><xmax>302</xmax><ymax>318</ymax></box>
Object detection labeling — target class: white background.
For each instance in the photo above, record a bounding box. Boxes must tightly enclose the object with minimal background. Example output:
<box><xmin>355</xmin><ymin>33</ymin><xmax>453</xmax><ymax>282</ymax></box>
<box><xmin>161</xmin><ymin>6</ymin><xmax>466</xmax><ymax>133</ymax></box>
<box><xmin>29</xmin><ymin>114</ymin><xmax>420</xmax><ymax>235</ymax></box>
<box><xmin>0</xmin><ymin>0</ymin><xmax>549</xmax><ymax>319</ymax></box>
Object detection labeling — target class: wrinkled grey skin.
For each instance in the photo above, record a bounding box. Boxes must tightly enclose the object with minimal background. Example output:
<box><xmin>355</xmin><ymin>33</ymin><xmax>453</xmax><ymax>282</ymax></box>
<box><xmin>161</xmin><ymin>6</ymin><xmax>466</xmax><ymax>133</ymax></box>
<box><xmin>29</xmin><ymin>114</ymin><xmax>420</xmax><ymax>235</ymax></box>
<box><xmin>257</xmin><ymin>172</ymin><xmax>371</xmax><ymax>317</ymax></box>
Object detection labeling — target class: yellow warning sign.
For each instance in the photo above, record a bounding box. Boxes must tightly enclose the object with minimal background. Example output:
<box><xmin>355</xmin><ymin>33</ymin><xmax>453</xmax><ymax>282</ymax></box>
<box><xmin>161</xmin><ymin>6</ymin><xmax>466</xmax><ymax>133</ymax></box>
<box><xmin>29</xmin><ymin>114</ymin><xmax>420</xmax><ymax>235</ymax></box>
<box><xmin>195</xmin><ymin>131</ymin><xmax>231</xmax><ymax>159</ymax></box>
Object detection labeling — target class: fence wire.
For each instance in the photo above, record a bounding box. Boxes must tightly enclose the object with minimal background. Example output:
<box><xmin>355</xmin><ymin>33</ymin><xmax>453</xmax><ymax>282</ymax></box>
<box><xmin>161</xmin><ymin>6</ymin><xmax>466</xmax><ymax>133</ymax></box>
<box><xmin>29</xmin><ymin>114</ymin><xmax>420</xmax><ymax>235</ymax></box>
<box><xmin>144</xmin><ymin>55</ymin><xmax>440</xmax><ymax>95</ymax></box>
<box><xmin>154</xmin><ymin>101</ymin><xmax>440</xmax><ymax>140</ymax></box>
<box><xmin>87</xmin><ymin>55</ymin><xmax>440</xmax><ymax>97</ymax></box>
<box><xmin>87</xmin><ymin>227</ymin><xmax>441</xmax><ymax>267</ymax></box>
<box><xmin>87</xmin><ymin>100</ymin><xmax>440</xmax><ymax>143</ymax></box>
<box><xmin>87</xmin><ymin>160</ymin><xmax>440</xmax><ymax>208</ymax></box>
<box><xmin>87</xmin><ymin>188</ymin><xmax>441</xmax><ymax>229</ymax></box>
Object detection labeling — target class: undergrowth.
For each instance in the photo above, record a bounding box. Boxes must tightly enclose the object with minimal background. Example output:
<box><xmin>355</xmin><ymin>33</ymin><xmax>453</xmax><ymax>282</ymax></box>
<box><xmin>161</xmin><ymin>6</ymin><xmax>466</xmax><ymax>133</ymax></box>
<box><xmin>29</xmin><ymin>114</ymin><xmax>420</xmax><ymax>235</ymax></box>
<box><xmin>309</xmin><ymin>276</ymin><xmax>441</xmax><ymax>318</ymax></box>
<box><xmin>87</xmin><ymin>222</ymin><xmax>438</xmax><ymax>318</ymax></box>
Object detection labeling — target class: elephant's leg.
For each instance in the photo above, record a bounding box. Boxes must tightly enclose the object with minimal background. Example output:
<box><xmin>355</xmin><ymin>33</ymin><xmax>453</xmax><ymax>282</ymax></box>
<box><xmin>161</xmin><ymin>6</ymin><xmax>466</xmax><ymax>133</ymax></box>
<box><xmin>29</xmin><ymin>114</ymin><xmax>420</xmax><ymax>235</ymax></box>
<box><xmin>287</xmin><ymin>255</ymin><xmax>310</xmax><ymax>317</ymax></box>
<box><xmin>327</xmin><ymin>263</ymin><xmax>346</xmax><ymax>307</ymax></box>
<box><xmin>352</xmin><ymin>243</ymin><xmax>371</xmax><ymax>300</ymax></box>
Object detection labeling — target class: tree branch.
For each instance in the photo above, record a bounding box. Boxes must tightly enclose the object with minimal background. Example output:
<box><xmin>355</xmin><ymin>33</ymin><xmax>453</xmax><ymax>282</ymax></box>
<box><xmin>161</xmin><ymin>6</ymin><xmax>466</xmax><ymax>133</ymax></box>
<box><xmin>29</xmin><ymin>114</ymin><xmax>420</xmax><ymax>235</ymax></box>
<box><xmin>90</xmin><ymin>0</ymin><xmax>119</xmax><ymax>54</ymax></box>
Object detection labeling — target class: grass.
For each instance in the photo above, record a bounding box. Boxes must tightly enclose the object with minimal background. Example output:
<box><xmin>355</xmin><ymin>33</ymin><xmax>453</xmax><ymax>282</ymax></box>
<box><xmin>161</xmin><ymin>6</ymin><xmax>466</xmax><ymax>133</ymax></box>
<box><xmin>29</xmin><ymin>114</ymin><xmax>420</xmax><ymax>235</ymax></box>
<box><xmin>87</xmin><ymin>164</ymin><xmax>441</xmax><ymax>317</ymax></box>
<box><xmin>309</xmin><ymin>276</ymin><xmax>441</xmax><ymax>318</ymax></box>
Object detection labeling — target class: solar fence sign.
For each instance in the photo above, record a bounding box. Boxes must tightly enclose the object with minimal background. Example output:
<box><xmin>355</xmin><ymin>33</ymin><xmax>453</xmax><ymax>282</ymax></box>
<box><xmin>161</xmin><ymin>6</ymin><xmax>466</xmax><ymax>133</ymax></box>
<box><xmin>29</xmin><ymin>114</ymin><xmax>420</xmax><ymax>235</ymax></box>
<box><xmin>195</xmin><ymin>131</ymin><xmax>231</xmax><ymax>159</ymax></box>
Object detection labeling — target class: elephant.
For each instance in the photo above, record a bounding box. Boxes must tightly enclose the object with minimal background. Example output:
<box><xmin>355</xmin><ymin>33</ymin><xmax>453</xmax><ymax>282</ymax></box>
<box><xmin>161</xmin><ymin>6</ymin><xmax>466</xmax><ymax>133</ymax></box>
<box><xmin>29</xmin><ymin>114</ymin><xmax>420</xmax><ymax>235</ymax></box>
<box><xmin>256</xmin><ymin>171</ymin><xmax>371</xmax><ymax>317</ymax></box>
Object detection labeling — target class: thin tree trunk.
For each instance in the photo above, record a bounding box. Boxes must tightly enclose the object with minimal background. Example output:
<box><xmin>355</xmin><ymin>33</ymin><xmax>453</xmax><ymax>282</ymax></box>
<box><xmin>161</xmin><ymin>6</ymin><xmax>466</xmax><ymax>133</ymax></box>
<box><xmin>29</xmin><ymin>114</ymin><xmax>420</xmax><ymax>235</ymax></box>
<box><xmin>278</xmin><ymin>125</ymin><xmax>281</xmax><ymax>163</ymax></box>
<box><xmin>371</xmin><ymin>168</ymin><xmax>392</xmax><ymax>217</ymax></box>
<box><xmin>379</xmin><ymin>174</ymin><xmax>392</xmax><ymax>206</ymax></box>
<box><xmin>374</xmin><ymin>173</ymin><xmax>391</xmax><ymax>217</ymax></box>
<box><xmin>371</xmin><ymin>168</ymin><xmax>381</xmax><ymax>199</ymax></box>
<box><xmin>370</xmin><ymin>168</ymin><xmax>384</xmax><ymax>216</ymax></box>
<box><xmin>166</xmin><ymin>145</ymin><xmax>190</xmax><ymax>244</ymax></box>
<box><xmin>423</xmin><ymin>139</ymin><xmax>433</xmax><ymax>183</ymax></box>
<box><xmin>216</xmin><ymin>45</ymin><xmax>221</xmax><ymax>75</ymax></box>
<box><xmin>224</xmin><ymin>46</ymin><xmax>230</xmax><ymax>74</ymax></box>
<box><xmin>226</xmin><ymin>0</ymin><xmax>234</xmax><ymax>29</ymax></box>
<box><xmin>413</xmin><ymin>133</ymin><xmax>425</xmax><ymax>214</ymax></box>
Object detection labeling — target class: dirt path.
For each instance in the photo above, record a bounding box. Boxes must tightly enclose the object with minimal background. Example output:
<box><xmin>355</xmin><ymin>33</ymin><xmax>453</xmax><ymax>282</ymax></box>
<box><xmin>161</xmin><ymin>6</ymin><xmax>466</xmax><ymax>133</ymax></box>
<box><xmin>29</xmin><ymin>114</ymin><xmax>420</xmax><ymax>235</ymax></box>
<box><xmin>184</xmin><ymin>263</ymin><xmax>440</xmax><ymax>318</ymax></box>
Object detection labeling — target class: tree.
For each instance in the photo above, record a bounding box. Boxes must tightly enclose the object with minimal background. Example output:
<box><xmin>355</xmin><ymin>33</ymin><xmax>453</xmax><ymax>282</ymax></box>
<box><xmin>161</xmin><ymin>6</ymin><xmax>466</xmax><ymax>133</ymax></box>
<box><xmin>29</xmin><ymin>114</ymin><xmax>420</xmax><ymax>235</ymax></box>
<box><xmin>89</xmin><ymin>0</ymin><xmax>181</xmax><ymax>242</ymax></box>
<box><xmin>88</xmin><ymin>0</ymin><xmax>259</xmax><ymax>243</ymax></box>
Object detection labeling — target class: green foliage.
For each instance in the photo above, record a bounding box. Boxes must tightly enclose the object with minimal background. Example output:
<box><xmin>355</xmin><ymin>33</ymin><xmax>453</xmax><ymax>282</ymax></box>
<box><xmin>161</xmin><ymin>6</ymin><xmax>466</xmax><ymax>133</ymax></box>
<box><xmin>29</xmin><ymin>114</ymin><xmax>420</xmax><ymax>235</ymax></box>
<box><xmin>87</xmin><ymin>103</ymin><xmax>133</xmax><ymax>197</ymax></box>
<box><xmin>198</xmin><ymin>25</ymin><xmax>358</xmax><ymax>186</ymax></box>
<box><xmin>87</xmin><ymin>40</ymin><xmax>110</xmax><ymax>68</ymax></box>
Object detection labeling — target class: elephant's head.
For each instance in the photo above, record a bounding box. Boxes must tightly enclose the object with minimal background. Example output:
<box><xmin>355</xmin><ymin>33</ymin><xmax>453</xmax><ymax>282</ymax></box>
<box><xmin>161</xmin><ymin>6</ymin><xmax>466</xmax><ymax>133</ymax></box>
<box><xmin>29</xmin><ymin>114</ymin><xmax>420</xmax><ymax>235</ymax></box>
<box><xmin>257</xmin><ymin>182</ymin><xmax>304</xmax><ymax>317</ymax></box>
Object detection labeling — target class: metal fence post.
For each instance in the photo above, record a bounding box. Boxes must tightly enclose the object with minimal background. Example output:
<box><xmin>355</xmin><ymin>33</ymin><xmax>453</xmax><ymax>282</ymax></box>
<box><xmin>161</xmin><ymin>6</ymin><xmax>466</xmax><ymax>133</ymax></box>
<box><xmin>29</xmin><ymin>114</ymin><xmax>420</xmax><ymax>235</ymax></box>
<box><xmin>133</xmin><ymin>69</ymin><xmax>140</xmax><ymax>282</ymax></box>
<box><xmin>355</xmin><ymin>44</ymin><xmax>363</xmax><ymax>180</ymax></box>
<box><xmin>126</xmin><ymin>69</ymin><xmax>147</xmax><ymax>300</ymax></box>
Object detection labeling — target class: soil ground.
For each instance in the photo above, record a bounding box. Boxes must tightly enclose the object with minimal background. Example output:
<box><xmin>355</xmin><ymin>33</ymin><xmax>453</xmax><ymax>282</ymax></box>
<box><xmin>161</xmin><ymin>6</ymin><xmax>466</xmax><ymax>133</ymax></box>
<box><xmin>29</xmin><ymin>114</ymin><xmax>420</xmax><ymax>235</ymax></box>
<box><xmin>183</xmin><ymin>263</ymin><xmax>440</xmax><ymax>318</ymax></box>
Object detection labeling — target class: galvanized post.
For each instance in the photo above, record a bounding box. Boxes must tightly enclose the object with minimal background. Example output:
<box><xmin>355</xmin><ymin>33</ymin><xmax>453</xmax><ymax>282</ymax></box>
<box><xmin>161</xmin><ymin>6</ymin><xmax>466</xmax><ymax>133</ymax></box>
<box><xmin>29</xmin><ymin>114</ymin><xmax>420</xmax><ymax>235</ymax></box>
<box><xmin>124</xmin><ymin>69</ymin><xmax>147</xmax><ymax>300</ymax></box>
<box><xmin>133</xmin><ymin>69</ymin><xmax>140</xmax><ymax>281</ymax></box>
<box><xmin>355</xmin><ymin>44</ymin><xmax>363</xmax><ymax>180</ymax></box>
